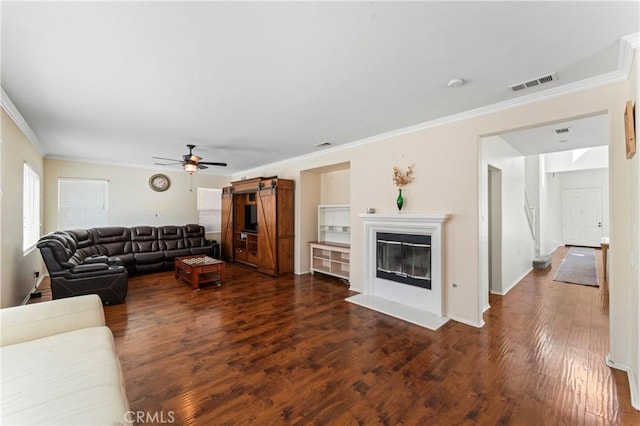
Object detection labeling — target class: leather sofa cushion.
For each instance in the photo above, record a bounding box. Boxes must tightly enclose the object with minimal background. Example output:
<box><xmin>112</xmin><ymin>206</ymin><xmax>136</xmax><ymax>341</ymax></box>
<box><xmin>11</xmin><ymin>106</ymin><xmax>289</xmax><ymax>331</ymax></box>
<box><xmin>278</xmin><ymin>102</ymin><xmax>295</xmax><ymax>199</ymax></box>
<box><xmin>131</xmin><ymin>226</ymin><xmax>160</xmax><ymax>253</ymax></box>
<box><xmin>91</xmin><ymin>228</ymin><xmax>132</xmax><ymax>256</ymax></box>
<box><xmin>133</xmin><ymin>251</ymin><xmax>164</xmax><ymax>264</ymax></box>
<box><xmin>158</xmin><ymin>226</ymin><xmax>186</xmax><ymax>250</ymax></box>
<box><xmin>163</xmin><ymin>248</ymin><xmax>190</xmax><ymax>260</ymax></box>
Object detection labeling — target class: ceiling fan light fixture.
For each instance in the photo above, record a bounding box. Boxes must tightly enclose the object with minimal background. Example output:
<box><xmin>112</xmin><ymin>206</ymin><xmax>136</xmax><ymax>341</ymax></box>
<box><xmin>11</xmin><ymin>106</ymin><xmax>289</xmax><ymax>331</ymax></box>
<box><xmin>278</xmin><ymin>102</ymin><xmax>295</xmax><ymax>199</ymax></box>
<box><xmin>184</xmin><ymin>162</ymin><xmax>198</xmax><ymax>174</ymax></box>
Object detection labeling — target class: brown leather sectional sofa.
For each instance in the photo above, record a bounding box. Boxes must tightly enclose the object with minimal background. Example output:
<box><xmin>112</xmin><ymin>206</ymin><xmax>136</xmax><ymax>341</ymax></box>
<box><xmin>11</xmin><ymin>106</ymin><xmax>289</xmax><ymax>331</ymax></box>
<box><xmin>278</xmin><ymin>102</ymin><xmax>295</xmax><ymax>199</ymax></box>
<box><xmin>37</xmin><ymin>224</ymin><xmax>220</xmax><ymax>304</ymax></box>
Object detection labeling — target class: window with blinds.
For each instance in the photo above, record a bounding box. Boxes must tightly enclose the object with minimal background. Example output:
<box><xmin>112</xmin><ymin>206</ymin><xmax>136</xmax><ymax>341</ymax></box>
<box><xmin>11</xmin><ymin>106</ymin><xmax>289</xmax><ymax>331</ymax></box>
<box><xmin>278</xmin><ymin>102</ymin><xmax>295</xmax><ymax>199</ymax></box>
<box><xmin>58</xmin><ymin>178</ymin><xmax>109</xmax><ymax>230</ymax></box>
<box><xmin>197</xmin><ymin>187</ymin><xmax>222</xmax><ymax>233</ymax></box>
<box><xmin>23</xmin><ymin>163</ymin><xmax>41</xmax><ymax>252</ymax></box>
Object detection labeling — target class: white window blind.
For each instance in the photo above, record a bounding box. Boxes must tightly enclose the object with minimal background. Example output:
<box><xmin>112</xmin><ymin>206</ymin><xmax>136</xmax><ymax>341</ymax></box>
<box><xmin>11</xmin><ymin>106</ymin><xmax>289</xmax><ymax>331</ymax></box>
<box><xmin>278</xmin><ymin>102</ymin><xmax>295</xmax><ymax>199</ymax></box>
<box><xmin>58</xmin><ymin>178</ymin><xmax>109</xmax><ymax>230</ymax></box>
<box><xmin>23</xmin><ymin>163</ymin><xmax>41</xmax><ymax>252</ymax></box>
<box><xmin>197</xmin><ymin>187</ymin><xmax>222</xmax><ymax>233</ymax></box>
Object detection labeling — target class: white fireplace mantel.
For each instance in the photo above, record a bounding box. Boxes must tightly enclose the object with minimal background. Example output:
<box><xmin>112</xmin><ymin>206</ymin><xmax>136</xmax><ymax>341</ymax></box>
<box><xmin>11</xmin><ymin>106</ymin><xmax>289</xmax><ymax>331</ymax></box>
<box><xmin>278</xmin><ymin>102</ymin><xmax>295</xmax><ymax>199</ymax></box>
<box><xmin>347</xmin><ymin>213</ymin><xmax>450</xmax><ymax>330</ymax></box>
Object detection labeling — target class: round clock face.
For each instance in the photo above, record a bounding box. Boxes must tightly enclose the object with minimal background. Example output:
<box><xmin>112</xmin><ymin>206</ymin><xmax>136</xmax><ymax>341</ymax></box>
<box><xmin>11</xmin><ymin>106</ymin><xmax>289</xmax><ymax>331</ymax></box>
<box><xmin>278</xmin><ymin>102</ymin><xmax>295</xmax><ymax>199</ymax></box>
<box><xmin>149</xmin><ymin>174</ymin><xmax>170</xmax><ymax>192</ymax></box>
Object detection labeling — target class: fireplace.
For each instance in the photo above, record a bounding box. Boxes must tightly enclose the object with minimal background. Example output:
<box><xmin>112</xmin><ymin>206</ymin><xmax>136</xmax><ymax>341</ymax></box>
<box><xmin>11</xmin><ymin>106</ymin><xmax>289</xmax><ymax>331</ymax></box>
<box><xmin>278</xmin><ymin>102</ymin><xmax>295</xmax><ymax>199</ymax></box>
<box><xmin>346</xmin><ymin>213</ymin><xmax>449</xmax><ymax>330</ymax></box>
<box><xmin>376</xmin><ymin>232</ymin><xmax>431</xmax><ymax>289</ymax></box>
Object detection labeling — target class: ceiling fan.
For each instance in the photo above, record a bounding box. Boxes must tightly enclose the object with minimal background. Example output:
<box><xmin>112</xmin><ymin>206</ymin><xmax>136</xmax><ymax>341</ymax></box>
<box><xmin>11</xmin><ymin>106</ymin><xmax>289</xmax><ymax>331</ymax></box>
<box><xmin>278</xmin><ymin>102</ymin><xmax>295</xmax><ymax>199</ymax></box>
<box><xmin>153</xmin><ymin>144</ymin><xmax>227</xmax><ymax>174</ymax></box>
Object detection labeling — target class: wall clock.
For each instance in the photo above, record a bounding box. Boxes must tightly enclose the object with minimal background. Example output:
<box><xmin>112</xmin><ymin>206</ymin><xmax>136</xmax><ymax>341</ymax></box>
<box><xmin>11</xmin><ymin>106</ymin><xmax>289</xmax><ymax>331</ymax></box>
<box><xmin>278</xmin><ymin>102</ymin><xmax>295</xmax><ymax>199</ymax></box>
<box><xmin>149</xmin><ymin>174</ymin><xmax>171</xmax><ymax>192</ymax></box>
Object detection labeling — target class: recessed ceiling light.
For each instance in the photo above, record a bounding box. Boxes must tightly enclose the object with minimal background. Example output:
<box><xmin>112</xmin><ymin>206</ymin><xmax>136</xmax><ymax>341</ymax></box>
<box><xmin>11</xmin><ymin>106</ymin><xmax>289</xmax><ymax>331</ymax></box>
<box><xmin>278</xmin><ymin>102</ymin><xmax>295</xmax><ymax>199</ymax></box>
<box><xmin>447</xmin><ymin>78</ymin><xmax>465</xmax><ymax>88</ymax></box>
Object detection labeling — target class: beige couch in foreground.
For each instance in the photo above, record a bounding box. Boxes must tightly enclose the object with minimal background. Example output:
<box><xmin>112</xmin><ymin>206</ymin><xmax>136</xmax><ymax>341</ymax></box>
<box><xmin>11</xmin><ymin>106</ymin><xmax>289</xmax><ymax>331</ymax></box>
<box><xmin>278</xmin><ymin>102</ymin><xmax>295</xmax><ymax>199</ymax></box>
<box><xmin>0</xmin><ymin>295</ymin><xmax>131</xmax><ymax>425</ymax></box>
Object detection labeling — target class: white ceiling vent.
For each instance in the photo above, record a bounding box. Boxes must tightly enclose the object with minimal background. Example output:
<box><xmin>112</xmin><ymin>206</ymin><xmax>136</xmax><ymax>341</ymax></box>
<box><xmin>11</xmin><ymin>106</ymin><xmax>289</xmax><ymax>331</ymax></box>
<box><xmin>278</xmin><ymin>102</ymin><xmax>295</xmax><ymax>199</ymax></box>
<box><xmin>553</xmin><ymin>127</ymin><xmax>571</xmax><ymax>136</ymax></box>
<box><xmin>509</xmin><ymin>72</ymin><xmax>558</xmax><ymax>92</ymax></box>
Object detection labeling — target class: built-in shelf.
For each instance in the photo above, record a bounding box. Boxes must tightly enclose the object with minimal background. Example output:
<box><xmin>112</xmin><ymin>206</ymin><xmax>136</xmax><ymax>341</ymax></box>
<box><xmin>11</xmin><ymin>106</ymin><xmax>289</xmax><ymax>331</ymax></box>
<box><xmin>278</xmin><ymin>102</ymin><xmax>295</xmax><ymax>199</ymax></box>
<box><xmin>309</xmin><ymin>241</ymin><xmax>350</xmax><ymax>281</ymax></box>
<box><xmin>311</xmin><ymin>204</ymin><xmax>351</xmax><ymax>281</ymax></box>
<box><xmin>318</xmin><ymin>204</ymin><xmax>350</xmax><ymax>245</ymax></box>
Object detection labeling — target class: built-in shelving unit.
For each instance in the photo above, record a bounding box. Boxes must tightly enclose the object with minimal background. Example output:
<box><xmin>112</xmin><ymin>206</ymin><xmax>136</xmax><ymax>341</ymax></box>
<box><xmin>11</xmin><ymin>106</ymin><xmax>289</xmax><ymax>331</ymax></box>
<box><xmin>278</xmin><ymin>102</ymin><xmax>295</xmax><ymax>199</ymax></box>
<box><xmin>318</xmin><ymin>204</ymin><xmax>350</xmax><ymax>244</ymax></box>
<box><xmin>310</xmin><ymin>204</ymin><xmax>350</xmax><ymax>281</ymax></box>
<box><xmin>310</xmin><ymin>242</ymin><xmax>350</xmax><ymax>280</ymax></box>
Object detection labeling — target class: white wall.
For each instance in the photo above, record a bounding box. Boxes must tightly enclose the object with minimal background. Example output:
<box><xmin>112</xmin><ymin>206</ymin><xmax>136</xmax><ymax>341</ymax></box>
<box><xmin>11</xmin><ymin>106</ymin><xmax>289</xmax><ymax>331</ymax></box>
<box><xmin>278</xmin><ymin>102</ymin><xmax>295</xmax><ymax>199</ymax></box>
<box><xmin>539</xmin><ymin>168</ymin><xmax>563</xmax><ymax>256</ymax></box>
<box><xmin>524</xmin><ymin>156</ymin><xmax>541</xmax><ymax>255</ymax></box>
<box><xmin>544</xmin><ymin>145</ymin><xmax>608</xmax><ymax>173</ymax></box>
<box><xmin>480</xmin><ymin>135</ymin><xmax>535</xmax><ymax>299</ymax></box>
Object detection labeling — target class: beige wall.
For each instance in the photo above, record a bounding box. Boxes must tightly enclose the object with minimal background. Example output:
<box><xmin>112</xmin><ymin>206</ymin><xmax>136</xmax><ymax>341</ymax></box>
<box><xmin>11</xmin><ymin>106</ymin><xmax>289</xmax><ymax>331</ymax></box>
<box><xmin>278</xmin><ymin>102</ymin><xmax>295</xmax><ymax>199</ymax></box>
<box><xmin>43</xmin><ymin>159</ymin><xmax>230</xmax><ymax>242</ymax></box>
<box><xmin>626</xmin><ymin>48</ymin><xmax>639</xmax><ymax>408</ymax></box>
<box><xmin>1</xmin><ymin>109</ymin><xmax>44</xmax><ymax>307</ymax></box>
<box><xmin>320</xmin><ymin>168</ymin><xmax>350</xmax><ymax>204</ymax></box>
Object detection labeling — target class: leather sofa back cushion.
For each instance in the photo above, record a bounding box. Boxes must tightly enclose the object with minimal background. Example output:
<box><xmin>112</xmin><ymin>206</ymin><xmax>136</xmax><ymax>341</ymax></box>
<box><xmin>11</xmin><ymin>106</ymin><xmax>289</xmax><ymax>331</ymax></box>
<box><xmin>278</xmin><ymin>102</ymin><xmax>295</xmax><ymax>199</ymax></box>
<box><xmin>158</xmin><ymin>226</ymin><xmax>186</xmax><ymax>250</ymax></box>
<box><xmin>131</xmin><ymin>226</ymin><xmax>159</xmax><ymax>252</ymax></box>
<box><xmin>183</xmin><ymin>224</ymin><xmax>206</xmax><ymax>247</ymax></box>
<box><xmin>91</xmin><ymin>227</ymin><xmax>133</xmax><ymax>255</ymax></box>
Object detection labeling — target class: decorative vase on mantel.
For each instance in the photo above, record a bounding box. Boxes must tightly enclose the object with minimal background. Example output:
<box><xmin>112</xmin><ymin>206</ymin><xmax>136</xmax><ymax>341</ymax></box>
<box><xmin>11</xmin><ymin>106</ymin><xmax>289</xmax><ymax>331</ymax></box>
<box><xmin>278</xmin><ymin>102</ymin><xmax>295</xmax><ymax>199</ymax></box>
<box><xmin>396</xmin><ymin>188</ymin><xmax>404</xmax><ymax>211</ymax></box>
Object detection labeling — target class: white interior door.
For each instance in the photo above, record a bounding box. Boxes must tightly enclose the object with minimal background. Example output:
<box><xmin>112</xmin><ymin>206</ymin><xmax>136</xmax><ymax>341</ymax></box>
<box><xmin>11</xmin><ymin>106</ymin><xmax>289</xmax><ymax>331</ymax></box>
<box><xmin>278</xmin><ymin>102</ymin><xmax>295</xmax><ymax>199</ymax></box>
<box><xmin>563</xmin><ymin>188</ymin><xmax>602</xmax><ymax>247</ymax></box>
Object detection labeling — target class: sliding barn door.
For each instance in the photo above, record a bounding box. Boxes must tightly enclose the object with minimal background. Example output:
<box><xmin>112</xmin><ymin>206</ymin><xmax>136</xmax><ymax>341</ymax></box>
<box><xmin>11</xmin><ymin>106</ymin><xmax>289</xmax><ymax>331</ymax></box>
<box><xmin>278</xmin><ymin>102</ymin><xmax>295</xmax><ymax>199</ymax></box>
<box><xmin>220</xmin><ymin>189</ymin><xmax>233</xmax><ymax>261</ymax></box>
<box><xmin>257</xmin><ymin>188</ymin><xmax>278</xmax><ymax>276</ymax></box>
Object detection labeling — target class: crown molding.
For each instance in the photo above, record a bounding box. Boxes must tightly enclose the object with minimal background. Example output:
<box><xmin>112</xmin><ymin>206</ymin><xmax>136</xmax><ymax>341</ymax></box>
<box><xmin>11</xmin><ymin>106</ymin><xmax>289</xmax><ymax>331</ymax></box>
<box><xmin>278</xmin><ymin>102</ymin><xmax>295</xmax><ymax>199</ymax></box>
<box><xmin>618</xmin><ymin>32</ymin><xmax>640</xmax><ymax>79</ymax></box>
<box><xmin>235</xmin><ymin>33</ymin><xmax>640</xmax><ymax>178</ymax></box>
<box><xmin>1</xmin><ymin>88</ymin><xmax>46</xmax><ymax>155</ymax></box>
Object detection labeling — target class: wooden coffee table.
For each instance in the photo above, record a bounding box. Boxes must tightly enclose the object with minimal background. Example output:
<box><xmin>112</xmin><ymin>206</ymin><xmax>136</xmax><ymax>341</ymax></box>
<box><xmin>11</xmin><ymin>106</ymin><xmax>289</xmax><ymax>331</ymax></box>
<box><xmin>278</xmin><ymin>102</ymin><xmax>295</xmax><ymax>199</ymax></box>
<box><xmin>174</xmin><ymin>255</ymin><xmax>225</xmax><ymax>290</ymax></box>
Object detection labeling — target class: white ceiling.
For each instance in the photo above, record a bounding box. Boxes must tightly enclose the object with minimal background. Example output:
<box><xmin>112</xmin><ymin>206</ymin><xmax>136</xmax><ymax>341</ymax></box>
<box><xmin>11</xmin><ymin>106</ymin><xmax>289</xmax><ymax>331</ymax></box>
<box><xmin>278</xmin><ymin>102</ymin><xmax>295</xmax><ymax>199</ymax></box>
<box><xmin>2</xmin><ymin>2</ymin><xmax>638</xmax><ymax>174</ymax></box>
<box><xmin>499</xmin><ymin>113</ymin><xmax>610</xmax><ymax>156</ymax></box>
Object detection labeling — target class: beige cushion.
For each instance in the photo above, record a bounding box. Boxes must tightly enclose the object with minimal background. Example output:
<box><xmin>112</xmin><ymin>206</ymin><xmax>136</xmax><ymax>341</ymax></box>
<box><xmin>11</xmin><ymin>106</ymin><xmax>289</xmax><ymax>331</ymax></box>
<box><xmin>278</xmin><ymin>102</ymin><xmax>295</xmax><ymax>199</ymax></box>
<box><xmin>1</xmin><ymin>326</ymin><xmax>131</xmax><ymax>425</ymax></box>
<box><xmin>1</xmin><ymin>294</ymin><xmax>105</xmax><ymax>347</ymax></box>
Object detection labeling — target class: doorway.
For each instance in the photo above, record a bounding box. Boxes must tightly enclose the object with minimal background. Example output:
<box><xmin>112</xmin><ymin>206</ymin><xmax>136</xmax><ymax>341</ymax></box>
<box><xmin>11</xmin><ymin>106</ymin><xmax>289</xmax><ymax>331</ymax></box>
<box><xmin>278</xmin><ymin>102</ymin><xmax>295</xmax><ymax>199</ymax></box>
<box><xmin>488</xmin><ymin>166</ymin><xmax>502</xmax><ymax>293</ymax></box>
<box><xmin>563</xmin><ymin>188</ymin><xmax>603</xmax><ymax>247</ymax></box>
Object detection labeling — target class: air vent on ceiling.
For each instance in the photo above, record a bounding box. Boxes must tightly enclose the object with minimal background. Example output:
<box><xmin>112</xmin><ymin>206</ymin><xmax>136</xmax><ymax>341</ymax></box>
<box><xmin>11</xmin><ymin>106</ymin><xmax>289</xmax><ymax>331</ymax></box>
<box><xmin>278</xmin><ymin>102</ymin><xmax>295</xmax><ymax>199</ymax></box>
<box><xmin>509</xmin><ymin>72</ymin><xmax>558</xmax><ymax>92</ymax></box>
<box><xmin>553</xmin><ymin>127</ymin><xmax>571</xmax><ymax>135</ymax></box>
<box><xmin>315</xmin><ymin>142</ymin><xmax>332</xmax><ymax>147</ymax></box>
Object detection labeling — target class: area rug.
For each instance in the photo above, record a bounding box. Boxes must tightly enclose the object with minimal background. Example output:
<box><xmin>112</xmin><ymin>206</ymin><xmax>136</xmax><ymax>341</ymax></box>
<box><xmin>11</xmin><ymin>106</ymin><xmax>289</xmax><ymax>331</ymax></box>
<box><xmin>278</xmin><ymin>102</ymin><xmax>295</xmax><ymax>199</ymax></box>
<box><xmin>553</xmin><ymin>247</ymin><xmax>598</xmax><ymax>287</ymax></box>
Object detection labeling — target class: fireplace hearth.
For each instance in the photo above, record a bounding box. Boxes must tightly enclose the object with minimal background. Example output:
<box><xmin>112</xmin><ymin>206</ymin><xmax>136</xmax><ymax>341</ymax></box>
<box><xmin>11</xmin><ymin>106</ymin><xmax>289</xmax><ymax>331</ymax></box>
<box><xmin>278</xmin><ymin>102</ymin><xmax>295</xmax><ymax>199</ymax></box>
<box><xmin>347</xmin><ymin>213</ymin><xmax>449</xmax><ymax>330</ymax></box>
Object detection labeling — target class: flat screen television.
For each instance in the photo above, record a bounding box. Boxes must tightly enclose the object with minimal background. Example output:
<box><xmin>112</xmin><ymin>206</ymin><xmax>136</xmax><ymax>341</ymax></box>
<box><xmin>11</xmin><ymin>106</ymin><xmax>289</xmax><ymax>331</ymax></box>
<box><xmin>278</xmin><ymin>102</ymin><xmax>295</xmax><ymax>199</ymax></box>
<box><xmin>244</xmin><ymin>204</ymin><xmax>258</xmax><ymax>232</ymax></box>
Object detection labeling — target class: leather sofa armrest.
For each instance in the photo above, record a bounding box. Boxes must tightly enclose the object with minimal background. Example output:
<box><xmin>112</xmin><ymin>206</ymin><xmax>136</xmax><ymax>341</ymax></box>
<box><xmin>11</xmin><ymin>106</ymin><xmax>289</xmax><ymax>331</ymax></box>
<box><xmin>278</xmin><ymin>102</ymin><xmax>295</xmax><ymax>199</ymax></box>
<box><xmin>0</xmin><ymin>295</ymin><xmax>105</xmax><ymax>347</ymax></box>
<box><xmin>71</xmin><ymin>263</ymin><xmax>109</xmax><ymax>273</ymax></box>
<box><xmin>83</xmin><ymin>254</ymin><xmax>109</xmax><ymax>264</ymax></box>
<box><xmin>205</xmin><ymin>239</ymin><xmax>217</xmax><ymax>245</ymax></box>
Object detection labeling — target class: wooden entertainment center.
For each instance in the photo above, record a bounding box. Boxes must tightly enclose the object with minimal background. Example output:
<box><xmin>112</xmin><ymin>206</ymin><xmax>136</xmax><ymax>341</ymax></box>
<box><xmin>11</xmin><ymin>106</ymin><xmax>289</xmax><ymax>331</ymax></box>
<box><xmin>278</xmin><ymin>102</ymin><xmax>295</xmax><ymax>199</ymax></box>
<box><xmin>220</xmin><ymin>177</ymin><xmax>294</xmax><ymax>276</ymax></box>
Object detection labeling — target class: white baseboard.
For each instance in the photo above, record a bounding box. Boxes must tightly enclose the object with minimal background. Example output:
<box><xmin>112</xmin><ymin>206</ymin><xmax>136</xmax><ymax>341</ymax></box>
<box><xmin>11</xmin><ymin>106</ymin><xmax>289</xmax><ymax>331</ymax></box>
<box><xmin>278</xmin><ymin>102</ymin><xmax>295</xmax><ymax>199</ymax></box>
<box><xmin>446</xmin><ymin>313</ymin><xmax>485</xmax><ymax>328</ymax></box>
<box><xmin>491</xmin><ymin>267</ymin><xmax>533</xmax><ymax>296</ymax></box>
<box><xmin>606</xmin><ymin>353</ymin><xmax>640</xmax><ymax>410</ymax></box>
<box><xmin>21</xmin><ymin>275</ymin><xmax>45</xmax><ymax>305</ymax></box>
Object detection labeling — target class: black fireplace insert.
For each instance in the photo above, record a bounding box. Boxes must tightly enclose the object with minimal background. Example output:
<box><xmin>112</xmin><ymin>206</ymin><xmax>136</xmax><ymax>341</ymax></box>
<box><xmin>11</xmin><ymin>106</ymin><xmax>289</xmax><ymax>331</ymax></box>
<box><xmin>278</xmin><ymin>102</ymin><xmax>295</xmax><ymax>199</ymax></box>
<box><xmin>376</xmin><ymin>232</ymin><xmax>431</xmax><ymax>289</ymax></box>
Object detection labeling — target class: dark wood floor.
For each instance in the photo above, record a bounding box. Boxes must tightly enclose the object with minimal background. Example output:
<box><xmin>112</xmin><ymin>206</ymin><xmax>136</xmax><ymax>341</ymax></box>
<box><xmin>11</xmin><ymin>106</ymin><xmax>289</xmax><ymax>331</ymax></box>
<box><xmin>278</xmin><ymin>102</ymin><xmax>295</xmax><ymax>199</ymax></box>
<box><xmin>32</xmin><ymin>246</ymin><xmax>639</xmax><ymax>425</ymax></box>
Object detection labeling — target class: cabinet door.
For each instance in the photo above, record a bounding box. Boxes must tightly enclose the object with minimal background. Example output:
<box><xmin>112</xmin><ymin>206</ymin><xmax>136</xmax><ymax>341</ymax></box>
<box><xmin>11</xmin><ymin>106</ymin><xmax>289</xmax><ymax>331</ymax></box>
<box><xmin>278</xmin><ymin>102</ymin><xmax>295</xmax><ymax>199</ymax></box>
<box><xmin>220</xmin><ymin>190</ymin><xmax>233</xmax><ymax>261</ymax></box>
<box><xmin>257</xmin><ymin>189</ymin><xmax>277</xmax><ymax>275</ymax></box>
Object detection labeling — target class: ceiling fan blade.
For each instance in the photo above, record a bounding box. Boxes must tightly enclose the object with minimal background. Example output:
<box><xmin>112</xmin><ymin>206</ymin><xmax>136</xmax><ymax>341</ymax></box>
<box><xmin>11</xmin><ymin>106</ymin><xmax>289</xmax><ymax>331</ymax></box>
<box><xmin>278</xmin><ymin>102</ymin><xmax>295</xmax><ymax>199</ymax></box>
<box><xmin>198</xmin><ymin>161</ymin><xmax>228</xmax><ymax>167</ymax></box>
<box><xmin>152</xmin><ymin>156</ymin><xmax>182</xmax><ymax>162</ymax></box>
<box><xmin>197</xmin><ymin>164</ymin><xmax>209</xmax><ymax>170</ymax></box>
<box><xmin>154</xmin><ymin>162</ymin><xmax>183</xmax><ymax>166</ymax></box>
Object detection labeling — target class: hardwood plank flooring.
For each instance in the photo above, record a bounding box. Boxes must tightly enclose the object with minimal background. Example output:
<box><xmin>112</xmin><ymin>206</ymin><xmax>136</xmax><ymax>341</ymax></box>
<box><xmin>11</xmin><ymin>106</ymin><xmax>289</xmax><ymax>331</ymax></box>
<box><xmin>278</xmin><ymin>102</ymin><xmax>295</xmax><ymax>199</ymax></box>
<box><xmin>30</xmin><ymin>247</ymin><xmax>639</xmax><ymax>425</ymax></box>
